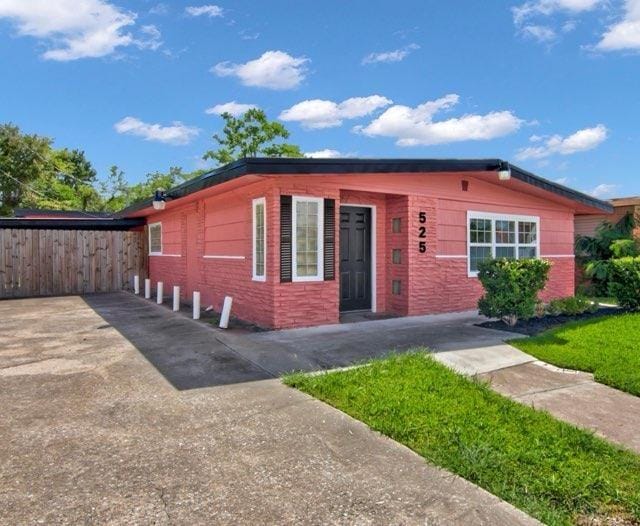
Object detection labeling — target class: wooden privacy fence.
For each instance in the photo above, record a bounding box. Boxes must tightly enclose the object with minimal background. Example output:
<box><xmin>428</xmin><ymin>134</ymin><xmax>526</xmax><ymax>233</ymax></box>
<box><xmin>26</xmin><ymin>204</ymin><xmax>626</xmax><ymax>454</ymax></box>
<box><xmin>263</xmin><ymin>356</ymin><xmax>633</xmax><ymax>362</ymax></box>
<box><xmin>0</xmin><ymin>229</ymin><xmax>148</xmax><ymax>299</ymax></box>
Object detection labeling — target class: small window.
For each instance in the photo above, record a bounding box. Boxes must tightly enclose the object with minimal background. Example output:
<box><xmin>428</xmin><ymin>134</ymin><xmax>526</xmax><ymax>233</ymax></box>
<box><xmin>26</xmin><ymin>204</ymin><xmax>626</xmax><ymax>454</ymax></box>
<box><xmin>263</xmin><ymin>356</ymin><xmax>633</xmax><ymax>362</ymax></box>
<box><xmin>292</xmin><ymin>197</ymin><xmax>324</xmax><ymax>281</ymax></box>
<box><xmin>392</xmin><ymin>249</ymin><xmax>402</xmax><ymax>264</ymax></box>
<box><xmin>392</xmin><ymin>280</ymin><xmax>402</xmax><ymax>295</ymax></box>
<box><xmin>392</xmin><ymin>217</ymin><xmax>402</xmax><ymax>233</ymax></box>
<box><xmin>252</xmin><ymin>198</ymin><xmax>266</xmax><ymax>281</ymax></box>
<box><xmin>468</xmin><ymin>213</ymin><xmax>539</xmax><ymax>276</ymax></box>
<box><xmin>149</xmin><ymin>223</ymin><xmax>162</xmax><ymax>255</ymax></box>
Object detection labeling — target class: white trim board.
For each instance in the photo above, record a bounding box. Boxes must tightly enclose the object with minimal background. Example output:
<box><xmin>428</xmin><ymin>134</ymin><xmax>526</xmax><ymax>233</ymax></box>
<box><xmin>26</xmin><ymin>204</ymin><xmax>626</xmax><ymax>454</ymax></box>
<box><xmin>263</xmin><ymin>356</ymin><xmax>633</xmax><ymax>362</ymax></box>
<box><xmin>203</xmin><ymin>255</ymin><xmax>246</xmax><ymax>260</ymax></box>
<box><xmin>150</xmin><ymin>253</ymin><xmax>181</xmax><ymax>257</ymax></box>
<box><xmin>340</xmin><ymin>203</ymin><xmax>377</xmax><ymax>314</ymax></box>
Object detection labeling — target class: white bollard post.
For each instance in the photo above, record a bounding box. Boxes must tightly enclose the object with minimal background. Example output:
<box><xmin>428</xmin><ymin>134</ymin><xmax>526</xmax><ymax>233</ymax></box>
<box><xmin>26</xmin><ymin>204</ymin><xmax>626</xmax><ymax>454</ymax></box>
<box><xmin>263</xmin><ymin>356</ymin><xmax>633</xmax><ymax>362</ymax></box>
<box><xmin>134</xmin><ymin>275</ymin><xmax>140</xmax><ymax>295</ymax></box>
<box><xmin>193</xmin><ymin>291</ymin><xmax>200</xmax><ymax>320</ymax></box>
<box><xmin>156</xmin><ymin>282</ymin><xmax>163</xmax><ymax>304</ymax></box>
<box><xmin>219</xmin><ymin>296</ymin><xmax>233</xmax><ymax>329</ymax></box>
<box><xmin>173</xmin><ymin>286</ymin><xmax>180</xmax><ymax>312</ymax></box>
<box><xmin>144</xmin><ymin>278</ymin><xmax>151</xmax><ymax>299</ymax></box>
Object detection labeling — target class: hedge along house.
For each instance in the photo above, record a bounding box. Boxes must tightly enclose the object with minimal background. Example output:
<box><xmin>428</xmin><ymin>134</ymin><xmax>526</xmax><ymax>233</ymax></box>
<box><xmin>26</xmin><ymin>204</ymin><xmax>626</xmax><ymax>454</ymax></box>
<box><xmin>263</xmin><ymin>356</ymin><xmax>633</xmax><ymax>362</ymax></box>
<box><xmin>118</xmin><ymin>158</ymin><xmax>612</xmax><ymax>329</ymax></box>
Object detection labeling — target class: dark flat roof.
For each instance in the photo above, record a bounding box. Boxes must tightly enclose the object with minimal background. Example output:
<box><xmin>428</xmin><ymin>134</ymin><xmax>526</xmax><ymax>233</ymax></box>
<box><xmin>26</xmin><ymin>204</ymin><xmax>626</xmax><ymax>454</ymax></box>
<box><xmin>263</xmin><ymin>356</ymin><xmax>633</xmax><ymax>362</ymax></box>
<box><xmin>0</xmin><ymin>217</ymin><xmax>144</xmax><ymax>230</ymax></box>
<box><xmin>117</xmin><ymin>157</ymin><xmax>614</xmax><ymax>217</ymax></box>
<box><xmin>13</xmin><ymin>208</ymin><xmax>115</xmax><ymax>219</ymax></box>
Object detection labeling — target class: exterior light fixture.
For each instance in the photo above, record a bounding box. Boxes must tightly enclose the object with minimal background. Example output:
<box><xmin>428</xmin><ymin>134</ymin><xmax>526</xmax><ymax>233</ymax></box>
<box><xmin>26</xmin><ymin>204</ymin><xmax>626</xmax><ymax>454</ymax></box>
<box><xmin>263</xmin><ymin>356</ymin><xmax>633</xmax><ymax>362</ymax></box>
<box><xmin>497</xmin><ymin>161</ymin><xmax>511</xmax><ymax>181</ymax></box>
<box><xmin>152</xmin><ymin>189</ymin><xmax>167</xmax><ymax>210</ymax></box>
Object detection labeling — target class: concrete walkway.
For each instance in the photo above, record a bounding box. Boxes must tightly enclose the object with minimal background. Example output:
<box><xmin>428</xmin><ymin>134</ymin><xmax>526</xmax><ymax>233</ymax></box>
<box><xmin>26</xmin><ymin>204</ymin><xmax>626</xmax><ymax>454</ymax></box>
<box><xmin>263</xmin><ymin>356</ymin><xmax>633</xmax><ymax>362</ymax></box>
<box><xmin>478</xmin><ymin>360</ymin><xmax>640</xmax><ymax>454</ymax></box>
<box><xmin>0</xmin><ymin>295</ymin><xmax>537</xmax><ymax>525</ymax></box>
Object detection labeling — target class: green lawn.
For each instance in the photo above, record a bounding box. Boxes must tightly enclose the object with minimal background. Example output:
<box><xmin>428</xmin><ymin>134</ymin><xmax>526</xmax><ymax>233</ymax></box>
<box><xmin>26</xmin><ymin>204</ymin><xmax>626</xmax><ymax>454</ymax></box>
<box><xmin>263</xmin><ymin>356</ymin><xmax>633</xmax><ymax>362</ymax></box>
<box><xmin>512</xmin><ymin>313</ymin><xmax>640</xmax><ymax>396</ymax></box>
<box><xmin>285</xmin><ymin>353</ymin><xmax>640</xmax><ymax>526</ymax></box>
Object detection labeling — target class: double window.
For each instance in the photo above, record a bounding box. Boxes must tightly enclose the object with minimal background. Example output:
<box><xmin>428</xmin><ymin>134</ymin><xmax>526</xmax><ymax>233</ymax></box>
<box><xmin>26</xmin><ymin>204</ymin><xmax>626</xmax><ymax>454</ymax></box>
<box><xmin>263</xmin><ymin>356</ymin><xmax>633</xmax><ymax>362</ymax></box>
<box><xmin>252</xmin><ymin>198</ymin><xmax>266</xmax><ymax>281</ymax></box>
<box><xmin>468</xmin><ymin>212</ymin><xmax>539</xmax><ymax>276</ymax></box>
<box><xmin>292</xmin><ymin>196</ymin><xmax>324</xmax><ymax>281</ymax></box>
<box><xmin>149</xmin><ymin>222</ymin><xmax>162</xmax><ymax>255</ymax></box>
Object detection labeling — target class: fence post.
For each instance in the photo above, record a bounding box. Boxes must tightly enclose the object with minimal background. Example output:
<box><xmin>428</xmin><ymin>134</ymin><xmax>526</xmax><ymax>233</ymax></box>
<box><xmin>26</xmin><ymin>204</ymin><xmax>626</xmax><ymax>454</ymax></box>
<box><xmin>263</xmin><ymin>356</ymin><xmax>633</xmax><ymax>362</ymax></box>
<box><xmin>173</xmin><ymin>286</ymin><xmax>180</xmax><ymax>312</ymax></box>
<box><xmin>193</xmin><ymin>291</ymin><xmax>200</xmax><ymax>320</ymax></box>
<box><xmin>144</xmin><ymin>278</ymin><xmax>151</xmax><ymax>299</ymax></box>
<box><xmin>134</xmin><ymin>275</ymin><xmax>140</xmax><ymax>295</ymax></box>
<box><xmin>219</xmin><ymin>296</ymin><xmax>233</xmax><ymax>329</ymax></box>
<box><xmin>156</xmin><ymin>282</ymin><xmax>163</xmax><ymax>304</ymax></box>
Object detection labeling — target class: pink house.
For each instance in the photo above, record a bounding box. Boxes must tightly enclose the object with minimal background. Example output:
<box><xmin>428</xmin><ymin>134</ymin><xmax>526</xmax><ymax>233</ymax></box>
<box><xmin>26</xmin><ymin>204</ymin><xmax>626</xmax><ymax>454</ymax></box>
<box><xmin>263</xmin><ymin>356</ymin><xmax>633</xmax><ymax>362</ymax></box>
<box><xmin>118</xmin><ymin>158</ymin><xmax>612</xmax><ymax>329</ymax></box>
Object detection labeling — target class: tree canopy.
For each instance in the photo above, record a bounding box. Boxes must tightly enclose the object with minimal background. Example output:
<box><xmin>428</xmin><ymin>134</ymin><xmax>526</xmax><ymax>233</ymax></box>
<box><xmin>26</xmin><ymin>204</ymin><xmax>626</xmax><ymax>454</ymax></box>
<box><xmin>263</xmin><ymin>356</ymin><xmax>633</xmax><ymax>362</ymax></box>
<box><xmin>203</xmin><ymin>108</ymin><xmax>303</xmax><ymax>165</ymax></box>
<box><xmin>0</xmin><ymin>110</ymin><xmax>303</xmax><ymax>216</ymax></box>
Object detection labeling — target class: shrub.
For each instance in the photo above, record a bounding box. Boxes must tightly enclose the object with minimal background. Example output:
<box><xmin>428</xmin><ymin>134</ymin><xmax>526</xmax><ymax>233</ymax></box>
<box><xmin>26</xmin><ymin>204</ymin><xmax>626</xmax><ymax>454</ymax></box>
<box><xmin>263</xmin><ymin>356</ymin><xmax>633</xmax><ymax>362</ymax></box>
<box><xmin>477</xmin><ymin>258</ymin><xmax>551</xmax><ymax>326</ymax></box>
<box><xmin>608</xmin><ymin>257</ymin><xmax>640</xmax><ymax>310</ymax></box>
<box><xmin>546</xmin><ymin>296</ymin><xmax>596</xmax><ymax>316</ymax></box>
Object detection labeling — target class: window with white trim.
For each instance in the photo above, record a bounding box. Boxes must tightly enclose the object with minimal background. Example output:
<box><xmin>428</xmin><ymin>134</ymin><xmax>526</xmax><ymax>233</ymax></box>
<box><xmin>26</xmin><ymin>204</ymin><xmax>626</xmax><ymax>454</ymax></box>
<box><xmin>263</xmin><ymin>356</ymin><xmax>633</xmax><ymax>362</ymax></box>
<box><xmin>292</xmin><ymin>196</ymin><xmax>324</xmax><ymax>281</ymax></box>
<box><xmin>149</xmin><ymin>222</ymin><xmax>162</xmax><ymax>255</ymax></box>
<box><xmin>468</xmin><ymin>212</ymin><xmax>539</xmax><ymax>276</ymax></box>
<box><xmin>252</xmin><ymin>197</ymin><xmax>266</xmax><ymax>281</ymax></box>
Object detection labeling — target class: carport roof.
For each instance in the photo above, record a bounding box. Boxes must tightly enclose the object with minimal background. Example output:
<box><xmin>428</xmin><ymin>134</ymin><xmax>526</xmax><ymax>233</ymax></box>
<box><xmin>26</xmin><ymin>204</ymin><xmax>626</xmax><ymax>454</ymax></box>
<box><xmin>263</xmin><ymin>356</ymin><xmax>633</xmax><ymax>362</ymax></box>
<box><xmin>117</xmin><ymin>157</ymin><xmax>614</xmax><ymax>217</ymax></box>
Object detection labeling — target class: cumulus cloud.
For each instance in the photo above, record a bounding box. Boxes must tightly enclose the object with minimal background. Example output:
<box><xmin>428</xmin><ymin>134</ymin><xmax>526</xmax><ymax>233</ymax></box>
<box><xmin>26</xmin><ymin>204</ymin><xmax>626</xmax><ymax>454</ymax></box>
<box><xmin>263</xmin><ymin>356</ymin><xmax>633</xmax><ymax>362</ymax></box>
<box><xmin>279</xmin><ymin>95</ymin><xmax>393</xmax><ymax>129</ymax></box>
<box><xmin>212</xmin><ymin>51</ymin><xmax>308</xmax><ymax>90</ymax></box>
<box><xmin>512</xmin><ymin>0</ymin><xmax>602</xmax><ymax>25</ymax></box>
<box><xmin>515</xmin><ymin>124</ymin><xmax>608</xmax><ymax>160</ymax></box>
<box><xmin>590</xmin><ymin>183</ymin><xmax>618</xmax><ymax>198</ymax></box>
<box><xmin>521</xmin><ymin>24</ymin><xmax>557</xmax><ymax>42</ymax></box>
<box><xmin>305</xmin><ymin>149</ymin><xmax>346</xmax><ymax>158</ymax></box>
<box><xmin>0</xmin><ymin>0</ymin><xmax>164</xmax><ymax>60</ymax></box>
<box><xmin>596</xmin><ymin>0</ymin><xmax>640</xmax><ymax>51</ymax></box>
<box><xmin>185</xmin><ymin>5</ymin><xmax>223</xmax><ymax>17</ymax></box>
<box><xmin>114</xmin><ymin>116</ymin><xmax>199</xmax><ymax>145</ymax></box>
<box><xmin>356</xmin><ymin>94</ymin><xmax>522</xmax><ymax>147</ymax></box>
<box><xmin>205</xmin><ymin>101</ymin><xmax>257</xmax><ymax>116</ymax></box>
<box><xmin>362</xmin><ymin>43</ymin><xmax>420</xmax><ymax>64</ymax></box>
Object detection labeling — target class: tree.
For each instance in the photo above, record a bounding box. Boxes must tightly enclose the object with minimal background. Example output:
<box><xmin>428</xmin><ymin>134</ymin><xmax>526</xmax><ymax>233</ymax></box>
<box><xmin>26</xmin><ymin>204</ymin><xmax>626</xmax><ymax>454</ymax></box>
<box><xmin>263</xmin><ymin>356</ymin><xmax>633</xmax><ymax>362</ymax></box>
<box><xmin>0</xmin><ymin>124</ymin><xmax>53</xmax><ymax>216</ymax></box>
<box><xmin>203</xmin><ymin>109</ymin><xmax>303</xmax><ymax>165</ymax></box>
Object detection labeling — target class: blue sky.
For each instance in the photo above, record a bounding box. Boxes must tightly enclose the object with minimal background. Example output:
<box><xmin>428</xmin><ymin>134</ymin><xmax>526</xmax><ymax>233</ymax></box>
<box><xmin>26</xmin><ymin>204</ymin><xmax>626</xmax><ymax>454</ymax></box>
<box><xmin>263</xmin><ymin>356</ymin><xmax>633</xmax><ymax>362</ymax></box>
<box><xmin>1</xmin><ymin>0</ymin><xmax>639</xmax><ymax>198</ymax></box>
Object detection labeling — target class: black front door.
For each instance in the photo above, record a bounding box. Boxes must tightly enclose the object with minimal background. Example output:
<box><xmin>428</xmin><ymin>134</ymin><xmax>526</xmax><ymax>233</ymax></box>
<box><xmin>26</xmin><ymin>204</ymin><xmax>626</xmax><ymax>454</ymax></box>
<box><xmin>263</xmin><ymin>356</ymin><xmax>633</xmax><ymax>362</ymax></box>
<box><xmin>339</xmin><ymin>206</ymin><xmax>372</xmax><ymax>311</ymax></box>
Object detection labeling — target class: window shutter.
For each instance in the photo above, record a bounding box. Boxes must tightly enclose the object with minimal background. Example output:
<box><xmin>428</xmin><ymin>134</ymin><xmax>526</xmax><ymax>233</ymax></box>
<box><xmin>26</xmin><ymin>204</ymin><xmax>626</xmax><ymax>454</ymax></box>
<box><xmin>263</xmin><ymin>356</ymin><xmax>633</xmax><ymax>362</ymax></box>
<box><xmin>280</xmin><ymin>195</ymin><xmax>292</xmax><ymax>282</ymax></box>
<box><xmin>323</xmin><ymin>199</ymin><xmax>335</xmax><ymax>280</ymax></box>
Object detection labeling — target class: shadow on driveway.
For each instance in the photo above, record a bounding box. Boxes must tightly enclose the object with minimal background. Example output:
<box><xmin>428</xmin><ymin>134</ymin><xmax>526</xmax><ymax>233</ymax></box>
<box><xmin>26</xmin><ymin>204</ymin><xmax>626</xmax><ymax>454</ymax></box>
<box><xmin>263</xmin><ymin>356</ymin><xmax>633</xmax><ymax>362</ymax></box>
<box><xmin>83</xmin><ymin>292</ymin><xmax>511</xmax><ymax>391</ymax></box>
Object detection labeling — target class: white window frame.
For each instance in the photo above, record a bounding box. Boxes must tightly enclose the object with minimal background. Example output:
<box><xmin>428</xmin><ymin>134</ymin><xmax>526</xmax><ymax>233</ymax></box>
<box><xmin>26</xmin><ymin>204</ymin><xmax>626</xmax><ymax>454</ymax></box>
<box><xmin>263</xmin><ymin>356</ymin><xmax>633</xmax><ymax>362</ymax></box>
<box><xmin>292</xmin><ymin>196</ymin><xmax>324</xmax><ymax>282</ymax></box>
<box><xmin>252</xmin><ymin>197</ymin><xmax>266</xmax><ymax>281</ymax></box>
<box><xmin>467</xmin><ymin>211</ymin><xmax>540</xmax><ymax>277</ymax></box>
<box><xmin>148</xmin><ymin>222</ymin><xmax>162</xmax><ymax>255</ymax></box>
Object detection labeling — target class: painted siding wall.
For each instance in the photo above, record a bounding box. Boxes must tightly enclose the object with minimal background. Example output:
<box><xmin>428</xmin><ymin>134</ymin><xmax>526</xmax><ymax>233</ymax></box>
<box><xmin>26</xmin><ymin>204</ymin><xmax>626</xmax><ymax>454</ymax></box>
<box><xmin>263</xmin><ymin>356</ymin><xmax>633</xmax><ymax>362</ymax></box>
<box><xmin>145</xmin><ymin>171</ymin><xmax>579</xmax><ymax>329</ymax></box>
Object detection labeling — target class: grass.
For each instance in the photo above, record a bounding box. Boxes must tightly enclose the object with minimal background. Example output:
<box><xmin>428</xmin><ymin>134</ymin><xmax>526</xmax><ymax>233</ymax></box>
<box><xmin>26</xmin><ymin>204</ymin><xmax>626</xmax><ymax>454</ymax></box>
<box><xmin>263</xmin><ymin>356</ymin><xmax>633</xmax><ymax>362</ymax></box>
<box><xmin>285</xmin><ymin>352</ymin><xmax>640</xmax><ymax>526</ymax></box>
<box><xmin>512</xmin><ymin>313</ymin><xmax>640</xmax><ymax>396</ymax></box>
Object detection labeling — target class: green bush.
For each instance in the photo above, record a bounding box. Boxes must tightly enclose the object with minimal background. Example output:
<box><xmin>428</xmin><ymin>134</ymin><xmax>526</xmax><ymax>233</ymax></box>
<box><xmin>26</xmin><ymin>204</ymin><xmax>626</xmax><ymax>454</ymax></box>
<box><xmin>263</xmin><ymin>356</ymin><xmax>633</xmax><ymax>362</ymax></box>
<box><xmin>477</xmin><ymin>258</ymin><xmax>551</xmax><ymax>326</ymax></box>
<box><xmin>608</xmin><ymin>257</ymin><xmax>640</xmax><ymax>310</ymax></box>
<box><xmin>546</xmin><ymin>296</ymin><xmax>597</xmax><ymax>316</ymax></box>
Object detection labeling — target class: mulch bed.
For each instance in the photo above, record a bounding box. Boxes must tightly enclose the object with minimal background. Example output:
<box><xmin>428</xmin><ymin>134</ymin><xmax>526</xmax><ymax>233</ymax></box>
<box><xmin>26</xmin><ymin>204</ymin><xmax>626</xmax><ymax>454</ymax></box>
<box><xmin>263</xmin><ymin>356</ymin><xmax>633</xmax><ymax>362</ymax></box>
<box><xmin>476</xmin><ymin>306</ymin><xmax>622</xmax><ymax>336</ymax></box>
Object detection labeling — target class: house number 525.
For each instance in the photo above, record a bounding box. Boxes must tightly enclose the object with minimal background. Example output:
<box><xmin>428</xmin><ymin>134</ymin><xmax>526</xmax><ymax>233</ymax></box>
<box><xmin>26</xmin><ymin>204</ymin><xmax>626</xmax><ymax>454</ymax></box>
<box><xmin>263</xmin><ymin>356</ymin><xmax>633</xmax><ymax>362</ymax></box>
<box><xmin>418</xmin><ymin>211</ymin><xmax>427</xmax><ymax>253</ymax></box>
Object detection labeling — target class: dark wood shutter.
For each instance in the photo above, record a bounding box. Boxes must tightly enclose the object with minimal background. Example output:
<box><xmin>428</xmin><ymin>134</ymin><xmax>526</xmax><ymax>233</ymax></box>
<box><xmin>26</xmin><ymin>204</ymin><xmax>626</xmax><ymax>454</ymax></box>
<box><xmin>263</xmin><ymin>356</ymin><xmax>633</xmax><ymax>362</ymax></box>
<box><xmin>323</xmin><ymin>199</ymin><xmax>335</xmax><ymax>280</ymax></box>
<box><xmin>280</xmin><ymin>195</ymin><xmax>292</xmax><ymax>282</ymax></box>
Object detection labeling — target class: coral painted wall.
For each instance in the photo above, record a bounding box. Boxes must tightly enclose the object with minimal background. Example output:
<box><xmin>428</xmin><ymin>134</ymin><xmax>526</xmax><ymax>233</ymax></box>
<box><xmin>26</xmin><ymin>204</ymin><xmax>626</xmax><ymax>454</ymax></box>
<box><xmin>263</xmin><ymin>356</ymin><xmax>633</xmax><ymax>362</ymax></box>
<box><xmin>146</xmin><ymin>171</ymin><xmax>577</xmax><ymax>329</ymax></box>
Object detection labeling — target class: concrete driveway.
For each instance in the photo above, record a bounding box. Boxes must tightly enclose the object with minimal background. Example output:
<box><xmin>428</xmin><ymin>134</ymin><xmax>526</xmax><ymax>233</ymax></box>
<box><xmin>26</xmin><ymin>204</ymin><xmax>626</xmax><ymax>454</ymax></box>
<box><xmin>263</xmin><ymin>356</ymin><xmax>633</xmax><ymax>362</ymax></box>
<box><xmin>0</xmin><ymin>294</ymin><xmax>536</xmax><ymax>525</ymax></box>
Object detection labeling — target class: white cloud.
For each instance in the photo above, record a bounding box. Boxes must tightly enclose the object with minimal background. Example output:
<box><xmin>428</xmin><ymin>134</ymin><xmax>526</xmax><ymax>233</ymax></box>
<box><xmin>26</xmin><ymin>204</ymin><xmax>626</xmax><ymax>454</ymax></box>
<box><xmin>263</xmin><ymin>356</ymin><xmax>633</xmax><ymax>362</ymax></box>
<box><xmin>149</xmin><ymin>3</ymin><xmax>169</xmax><ymax>16</ymax></box>
<box><xmin>205</xmin><ymin>101</ymin><xmax>257</xmax><ymax>116</ymax></box>
<box><xmin>590</xmin><ymin>183</ymin><xmax>618</xmax><ymax>197</ymax></box>
<box><xmin>555</xmin><ymin>177</ymin><xmax>570</xmax><ymax>185</ymax></box>
<box><xmin>185</xmin><ymin>5</ymin><xmax>223</xmax><ymax>17</ymax></box>
<box><xmin>279</xmin><ymin>95</ymin><xmax>393</xmax><ymax>129</ymax></box>
<box><xmin>0</xmin><ymin>0</ymin><xmax>161</xmax><ymax>61</ymax></box>
<box><xmin>305</xmin><ymin>149</ymin><xmax>344</xmax><ymax>158</ymax></box>
<box><xmin>362</xmin><ymin>43</ymin><xmax>420</xmax><ymax>65</ymax></box>
<box><xmin>521</xmin><ymin>24</ymin><xmax>557</xmax><ymax>42</ymax></box>
<box><xmin>135</xmin><ymin>25</ymin><xmax>162</xmax><ymax>51</ymax></box>
<box><xmin>114</xmin><ymin>116</ymin><xmax>199</xmax><ymax>145</ymax></box>
<box><xmin>212</xmin><ymin>50</ymin><xmax>308</xmax><ymax>90</ymax></box>
<box><xmin>356</xmin><ymin>94</ymin><xmax>522</xmax><ymax>146</ymax></box>
<box><xmin>596</xmin><ymin>0</ymin><xmax>640</xmax><ymax>51</ymax></box>
<box><xmin>512</xmin><ymin>0</ymin><xmax>602</xmax><ymax>25</ymax></box>
<box><xmin>515</xmin><ymin>124</ymin><xmax>608</xmax><ymax>160</ymax></box>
